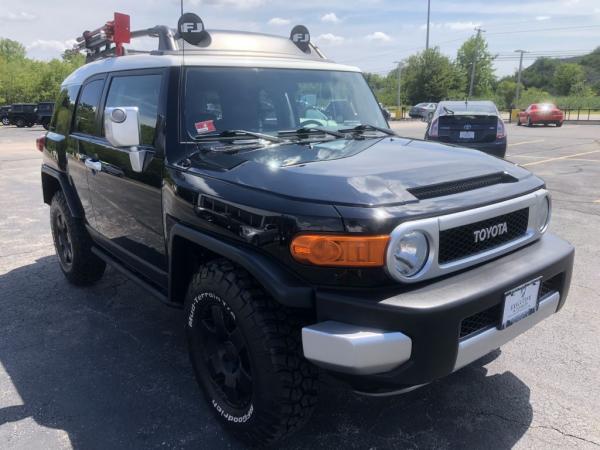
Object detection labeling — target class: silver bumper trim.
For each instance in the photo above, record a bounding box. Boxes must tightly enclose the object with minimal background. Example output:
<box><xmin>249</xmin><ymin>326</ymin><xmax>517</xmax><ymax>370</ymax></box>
<box><xmin>301</xmin><ymin>321</ymin><xmax>412</xmax><ymax>375</ymax></box>
<box><xmin>453</xmin><ymin>292</ymin><xmax>560</xmax><ymax>371</ymax></box>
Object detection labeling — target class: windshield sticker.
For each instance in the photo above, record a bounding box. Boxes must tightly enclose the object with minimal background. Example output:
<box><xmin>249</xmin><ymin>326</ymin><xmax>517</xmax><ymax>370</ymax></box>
<box><xmin>195</xmin><ymin>120</ymin><xmax>216</xmax><ymax>134</ymax></box>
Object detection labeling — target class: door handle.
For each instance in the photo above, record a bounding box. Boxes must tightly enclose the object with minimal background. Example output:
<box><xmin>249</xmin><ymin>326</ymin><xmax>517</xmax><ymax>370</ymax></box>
<box><xmin>84</xmin><ymin>158</ymin><xmax>102</xmax><ymax>172</ymax></box>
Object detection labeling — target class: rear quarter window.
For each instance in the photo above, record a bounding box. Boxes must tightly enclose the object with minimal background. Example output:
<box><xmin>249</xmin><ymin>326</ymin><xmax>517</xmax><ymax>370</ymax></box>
<box><xmin>50</xmin><ymin>85</ymin><xmax>79</xmax><ymax>134</ymax></box>
<box><xmin>74</xmin><ymin>79</ymin><xmax>104</xmax><ymax>136</ymax></box>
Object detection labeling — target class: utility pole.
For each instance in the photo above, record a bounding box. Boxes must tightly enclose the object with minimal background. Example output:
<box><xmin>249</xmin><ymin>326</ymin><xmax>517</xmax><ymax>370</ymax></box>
<box><xmin>394</xmin><ymin>60</ymin><xmax>404</xmax><ymax>118</ymax></box>
<box><xmin>514</xmin><ymin>49</ymin><xmax>527</xmax><ymax>106</ymax></box>
<box><xmin>425</xmin><ymin>0</ymin><xmax>431</xmax><ymax>51</ymax></box>
<box><xmin>468</xmin><ymin>27</ymin><xmax>484</xmax><ymax>99</ymax></box>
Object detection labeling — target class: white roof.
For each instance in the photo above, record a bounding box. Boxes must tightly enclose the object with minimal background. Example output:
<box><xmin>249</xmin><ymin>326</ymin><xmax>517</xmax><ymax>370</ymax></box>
<box><xmin>62</xmin><ymin>29</ymin><xmax>361</xmax><ymax>86</ymax></box>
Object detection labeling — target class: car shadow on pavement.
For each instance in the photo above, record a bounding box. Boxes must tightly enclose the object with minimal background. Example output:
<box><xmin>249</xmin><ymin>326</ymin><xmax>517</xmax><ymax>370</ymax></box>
<box><xmin>0</xmin><ymin>256</ymin><xmax>532</xmax><ymax>449</ymax></box>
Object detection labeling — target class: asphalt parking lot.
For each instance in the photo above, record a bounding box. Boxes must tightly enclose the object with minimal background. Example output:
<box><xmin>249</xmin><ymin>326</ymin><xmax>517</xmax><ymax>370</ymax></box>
<box><xmin>1</xmin><ymin>123</ymin><xmax>599</xmax><ymax>449</ymax></box>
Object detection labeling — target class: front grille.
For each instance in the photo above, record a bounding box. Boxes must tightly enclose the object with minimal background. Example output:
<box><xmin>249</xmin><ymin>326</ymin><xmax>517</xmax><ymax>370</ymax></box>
<box><xmin>408</xmin><ymin>172</ymin><xmax>518</xmax><ymax>200</ymax></box>
<box><xmin>438</xmin><ymin>208</ymin><xmax>529</xmax><ymax>264</ymax></box>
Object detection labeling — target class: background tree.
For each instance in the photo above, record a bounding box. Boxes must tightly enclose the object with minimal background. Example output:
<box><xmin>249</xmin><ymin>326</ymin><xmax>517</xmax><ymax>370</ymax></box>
<box><xmin>553</xmin><ymin>63</ymin><xmax>585</xmax><ymax>95</ymax></box>
<box><xmin>456</xmin><ymin>34</ymin><xmax>496</xmax><ymax>97</ymax></box>
<box><xmin>401</xmin><ymin>48</ymin><xmax>464</xmax><ymax>104</ymax></box>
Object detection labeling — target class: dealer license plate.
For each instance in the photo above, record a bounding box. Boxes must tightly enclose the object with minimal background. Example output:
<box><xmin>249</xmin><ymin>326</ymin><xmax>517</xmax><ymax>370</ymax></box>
<box><xmin>459</xmin><ymin>131</ymin><xmax>475</xmax><ymax>139</ymax></box>
<box><xmin>501</xmin><ymin>277</ymin><xmax>541</xmax><ymax>329</ymax></box>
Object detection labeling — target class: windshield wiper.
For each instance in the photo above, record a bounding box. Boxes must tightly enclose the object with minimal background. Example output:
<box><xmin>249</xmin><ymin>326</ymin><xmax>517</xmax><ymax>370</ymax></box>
<box><xmin>338</xmin><ymin>123</ymin><xmax>397</xmax><ymax>136</ymax></box>
<box><xmin>443</xmin><ymin>106</ymin><xmax>454</xmax><ymax>115</ymax></box>
<box><xmin>279</xmin><ymin>126</ymin><xmax>346</xmax><ymax>139</ymax></box>
<box><xmin>193</xmin><ymin>129</ymin><xmax>285</xmax><ymax>143</ymax></box>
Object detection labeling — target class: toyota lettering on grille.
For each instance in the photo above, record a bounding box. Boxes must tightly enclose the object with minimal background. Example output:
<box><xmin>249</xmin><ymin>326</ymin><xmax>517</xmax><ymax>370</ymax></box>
<box><xmin>473</xmin><ymin>222</ymin><xmax>508</xmax><ymax>243</ymax></box>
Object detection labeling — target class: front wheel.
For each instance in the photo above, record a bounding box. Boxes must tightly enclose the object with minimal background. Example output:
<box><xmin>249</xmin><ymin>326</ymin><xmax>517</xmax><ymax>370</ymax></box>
<box><xmin>185</xmin><ymin>259</ymin><xmax>318</xmax><ymax>446</ymax></box>
<box><xmin>50</xmin><ymin>191</ymin><xmax>106</xmax><ymax>285</ymax></box>
<box><xmin>556</xmin><ymin>121</ymin><xmax>563</xmax><ymax>127</ymax></box>
<box><xmin>15</xmin><ymin>118</ymin><xmax>25</xmax><ymax>128</ymax></box>
<box><xmin>527</xmin><ymin>117</ymin><xmax>533</xmax><ymax>127</ymax></box>
<box><xmin>517</xmin><ymin>117</ymin><xmax>522</xmax><ymax>126</ymax></box>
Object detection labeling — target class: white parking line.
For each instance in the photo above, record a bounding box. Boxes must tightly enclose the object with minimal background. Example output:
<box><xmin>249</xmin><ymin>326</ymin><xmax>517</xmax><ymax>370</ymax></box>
<box><xmin>508</xmin><ymin>139</ymin><xmax>545</xmax><ymax>147</ymax></box>
<box><xmin>521</xmin><ymin>149</ymin><xmax>600</xmax><ymax>167</ymax></box>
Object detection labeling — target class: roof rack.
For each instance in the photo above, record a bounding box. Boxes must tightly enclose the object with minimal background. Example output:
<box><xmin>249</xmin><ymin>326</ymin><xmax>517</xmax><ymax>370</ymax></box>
<box><xmin>73</xmin><ymin>12</ymin><xmax>177</xmax><ymax>63</ymax></box>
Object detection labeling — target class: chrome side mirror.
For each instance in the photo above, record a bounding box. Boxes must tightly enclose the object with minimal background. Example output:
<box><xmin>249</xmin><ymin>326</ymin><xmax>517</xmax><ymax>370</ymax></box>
<box><xmin>104</xmin><ymin>107</ymin><xmax>140</xmax><ymax>147</ymax></box>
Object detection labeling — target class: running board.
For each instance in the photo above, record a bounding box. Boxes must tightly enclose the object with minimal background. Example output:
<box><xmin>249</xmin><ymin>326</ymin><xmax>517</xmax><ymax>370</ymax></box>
<box><xmin>91</xmin><ymin>246</ymin><xmax>181</xmax><ymax>308</ymax></box>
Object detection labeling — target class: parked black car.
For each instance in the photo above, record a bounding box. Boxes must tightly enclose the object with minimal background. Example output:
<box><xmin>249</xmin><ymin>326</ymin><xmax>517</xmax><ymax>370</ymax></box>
<box><xmin>39</xmin><ymin>18</ymin><xmax>573</xmax><ymax>446</ymax></box>
<box><xmin>8</xmin><ymin>103</ymin><xmax>37</xmax><ymax>127</ymax></box>
<box><xmin>409</xmin><ymin>102</ymin><xmax>437</xmax><ymax>119</ymax></box>
<box><xmin>37</xmin><ymin>102</ymin><xmax>55</xmax><ymax>130</ymax></box>
<box><xmin>425</xmin><ymin>100</ymin><xmax>507</xmax><ymax>158</ymax></box>
<box><xmin>0</xmin><ymin>106</ymin><xmax>10</xmax><ymax>126</ymax></box>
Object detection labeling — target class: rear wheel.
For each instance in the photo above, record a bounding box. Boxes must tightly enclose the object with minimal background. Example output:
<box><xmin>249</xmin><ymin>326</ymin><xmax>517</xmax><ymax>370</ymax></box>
<box><xmin>185</xmin><ymin>259</ymin><xmax>318</xmax><ymax>446</ymax></box>
<box><xmin>1</xmin><ymin>117</ymin><xmax>9</xmax><ymax>126</ymax></box>
<box><xmin>15</xmin><ymin>118</ymin><xmax>25</xmax><ymax>128</ymax></box>
<box><xmin>50</xmin><ymin>191</ymin><xmax>106</xmax><ymax>285</ymax></box>
<box><xmin>556</xmin><ymin>121</ymin><xmax>563</xmax><ymax>127</ymax></box>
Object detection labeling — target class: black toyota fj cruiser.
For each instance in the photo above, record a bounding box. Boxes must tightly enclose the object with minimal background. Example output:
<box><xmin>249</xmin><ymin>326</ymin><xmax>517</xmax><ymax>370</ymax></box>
<box><xmin>39</xmin><ymin>13</ymin><xmax>574</xmax><ymax>446</ymax></box>
<box><xmin>8</xmin><ymin>103</ymin><xmax>37</xmax><ymax>127</ymax></box>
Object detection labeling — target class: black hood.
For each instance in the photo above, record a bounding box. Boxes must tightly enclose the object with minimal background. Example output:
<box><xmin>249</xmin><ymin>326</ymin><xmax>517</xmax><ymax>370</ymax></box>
<box><xmin>187</xmin><ymin>137</ymin><xmax>537</xmax><ymax>207</ymax></box>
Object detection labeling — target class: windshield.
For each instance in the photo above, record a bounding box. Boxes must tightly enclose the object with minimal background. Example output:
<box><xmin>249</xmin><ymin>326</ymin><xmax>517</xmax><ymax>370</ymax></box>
<box><xmin>183</xmin><ymin>67</ymin><xmax>387</xmax><ymax>140</ymax></box>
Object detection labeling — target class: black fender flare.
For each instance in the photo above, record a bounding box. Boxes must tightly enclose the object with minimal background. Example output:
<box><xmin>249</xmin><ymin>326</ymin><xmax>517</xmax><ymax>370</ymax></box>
<box><xmin>168</xmin><ymin>223</ymin><xmax>313</xmax><ymax>309</ymax></box>
<box><xmin>41</xmin><ymin>164</ymin><xmax>84</xmax><ymax>219</ymax></box>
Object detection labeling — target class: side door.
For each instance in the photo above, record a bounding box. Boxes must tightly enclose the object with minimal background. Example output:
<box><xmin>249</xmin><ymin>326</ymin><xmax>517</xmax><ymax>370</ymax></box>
<box><xmin>86</xmin><ymin>69</ymin><xmax>168</xmax><ymax>283</ymax></box>
<box><xmin>68</xmin><ymin>76</ymin><xmax>107</xmax><ymax>227</ymax></box>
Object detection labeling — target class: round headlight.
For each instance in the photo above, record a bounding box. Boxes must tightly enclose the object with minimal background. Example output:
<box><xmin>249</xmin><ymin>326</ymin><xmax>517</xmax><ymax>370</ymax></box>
<box><xmin>539</xmin><ymin>196</ymin><xmax>551</xmax><ymax>232</ymax></box>
<box><xmin>387</xmin><ymin>231</ymin><xmax>429</xmax><ymax>279</ymax></box>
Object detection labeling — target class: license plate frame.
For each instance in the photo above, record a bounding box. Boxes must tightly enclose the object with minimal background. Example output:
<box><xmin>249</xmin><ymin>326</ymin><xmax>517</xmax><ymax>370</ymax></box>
<box><xmin>501</xmin><ymin>277</ymin><xmax>542</xmax><ymax>329</ymax></box>
<box><xmin>459</xmin><ymin>131</ymin><xmax>475</xmax><ymax>139</ymax></box>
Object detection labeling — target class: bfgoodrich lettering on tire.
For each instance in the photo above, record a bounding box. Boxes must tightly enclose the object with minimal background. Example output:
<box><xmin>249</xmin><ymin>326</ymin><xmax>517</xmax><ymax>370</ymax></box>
<box><xmin>184</xmin><ymin>259</ymin><xmax>318</xmax><ymax>446</ymax></box>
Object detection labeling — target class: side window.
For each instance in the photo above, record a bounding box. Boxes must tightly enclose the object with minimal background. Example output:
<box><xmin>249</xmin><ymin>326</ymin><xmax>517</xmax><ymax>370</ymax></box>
<box><xmin>74</xmin><ymin>79</ymin><xmax>104</xmax><ymax>136</ymax></box>
<box><xmin>51</xmin><ymin>85</ymin><xmax>79</xmax><ymax>134</ymax></box>
<box><xmin>105</xmin><ymin>74</ymin><xmax>162</xmax><ymax>146</ymax></box>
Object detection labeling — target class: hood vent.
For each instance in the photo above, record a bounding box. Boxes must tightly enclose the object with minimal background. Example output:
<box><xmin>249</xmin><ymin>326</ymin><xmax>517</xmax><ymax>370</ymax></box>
<box><xmin>408</xmin><ymin>172</ymin><xmax>518</xmax><ymax>200</ymax></box>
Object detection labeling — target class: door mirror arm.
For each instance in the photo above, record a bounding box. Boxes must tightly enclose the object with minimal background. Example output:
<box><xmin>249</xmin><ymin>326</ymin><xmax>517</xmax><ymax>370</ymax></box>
<box><xmin>129</xmin><ymin>147</ymin><xmax>154</xmax><ymax>173</ymax></box>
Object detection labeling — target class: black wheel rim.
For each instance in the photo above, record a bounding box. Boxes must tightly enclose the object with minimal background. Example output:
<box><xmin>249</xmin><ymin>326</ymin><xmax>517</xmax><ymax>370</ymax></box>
<box><xmin>54</xmin><ymin>212</ymin><xmax>73</xmax><ymax>268</ymax></box>
<box><xmin>195</xmin><ymin>299</ymin><xmax>253</xmax><ymax>409</ymax></box>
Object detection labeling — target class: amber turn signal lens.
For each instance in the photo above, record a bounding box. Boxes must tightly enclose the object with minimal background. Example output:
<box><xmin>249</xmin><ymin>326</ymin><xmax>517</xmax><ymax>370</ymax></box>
<box><xmin>290</xmin><ymin>234</ymin><xmax>389</xmax><ymax>267</ymax></box>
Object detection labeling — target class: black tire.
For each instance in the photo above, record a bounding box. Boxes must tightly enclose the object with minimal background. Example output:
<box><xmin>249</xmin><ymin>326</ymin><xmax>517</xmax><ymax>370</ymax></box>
<box><xmin>15</xmin><ymin>118</ymin><xmax>25</xmax><ymax>128</ymax></box>
<box><xmin>184</xmin><ymin>259</ymin><xmax>318</xmax><ymax>446</ymax></box>
<box><xmin>27</xmin><ymin>122</ymin><xmax>34</xmax><ymax>127</ymax></box>
<box><xmin>527</xmin><ymin>117</ymin><xmax>533</xmax><ymax>127</ymax></box>
<box><xmin>43</xmin><ymin>123</ymin><xmax>50</xmax><ymax>130</ymax></box>
<box><xmin>517</xmin><ymin>118</ymin><xmax>522</xmax><ymax>126</ymax></box>
<box><xmin>556</xmin><ymin>121</ymin><xmax>563</xmax><ymax>127</ymax></box>
<box><xmin>1</xmin><ymin>117</ymin><xmax>9</xmax><ymax>126</ymax></box>
<box><xmin>50</xmin><ymin>191</ymin><xmax>106</xmax><ymax>285</ymax></box>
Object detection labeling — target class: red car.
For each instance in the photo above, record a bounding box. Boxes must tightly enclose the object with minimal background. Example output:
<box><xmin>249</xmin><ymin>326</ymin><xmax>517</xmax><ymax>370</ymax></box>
<box><xmin>518</xmin><ymin>103</ymin><xmax>564</xmax><ymax>127</ymax></box>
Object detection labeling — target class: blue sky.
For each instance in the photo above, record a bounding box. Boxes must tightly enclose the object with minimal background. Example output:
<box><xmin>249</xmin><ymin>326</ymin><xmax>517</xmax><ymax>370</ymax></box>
<box><xmin>1</xmin><ymin>0</ymin><xmax>599</xmax><ymax>77</ymax></box>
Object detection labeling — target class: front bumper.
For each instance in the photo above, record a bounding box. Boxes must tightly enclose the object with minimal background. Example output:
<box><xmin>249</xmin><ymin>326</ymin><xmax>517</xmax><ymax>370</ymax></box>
<box><xmin>302</xmin><ymin>233</ymin><xmax>573</xmax><ymax>393</ymax></box>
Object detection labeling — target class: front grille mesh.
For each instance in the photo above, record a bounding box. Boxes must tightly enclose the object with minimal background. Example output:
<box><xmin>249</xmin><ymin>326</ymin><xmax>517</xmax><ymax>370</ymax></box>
<box><xmin>439</xmin><ymin>208</ymin><xmax>529</xmax><ymax>264</ymax></box>
<box><xmin>459</xmin><ymin>274</ymin><xmax>562</xmax><ymax>339</ymax></box>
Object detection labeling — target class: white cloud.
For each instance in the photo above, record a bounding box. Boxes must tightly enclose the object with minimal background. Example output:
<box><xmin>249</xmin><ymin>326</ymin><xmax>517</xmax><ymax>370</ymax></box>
<box><xmin>0</xmin><ymin>11</ymin><xmax>37</xmax><ymax>22</ymax></box>
<box><xmin>535</xmin><ymin>15</ymin><xmax>551</xmax><ymax>20</ymax></box>
<box><xmin>27</xmin><ymin>39</ymin><xmax>75</xmax><ymax>52</ymax></box>
<box><xmin>316</xmin><ymin>33</ymin><xmax>345</xmax><ymax>45</ymax></box>
<box><xmin>365</xmin><ymin>31</ymin><xmax>392</xmax><ymax>42</ymax></box>
<box><xmin>445</xmin><ymin>21</ymin><xmax>480</xmax><ymax>30</ymax></box>
<box><xmin>185</xmin><ymin>0</ymin><xmax>266</xmax><ymax>9</ymax></box>
<box><xmin>268</xmin><ymin>17</ymin><xmax>290</xmax><ymax>26</ymax></box>
<box><xmin>321</xmin><ymin>12</ymin><xmax>340</xmax><ymax>23</ymax></box>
